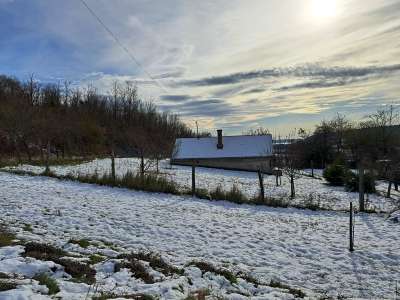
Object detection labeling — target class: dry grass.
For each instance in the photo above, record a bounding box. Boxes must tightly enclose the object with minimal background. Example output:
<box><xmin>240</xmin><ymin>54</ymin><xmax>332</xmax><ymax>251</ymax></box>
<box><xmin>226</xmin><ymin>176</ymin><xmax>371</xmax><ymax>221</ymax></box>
<box><xmin>187</xmin><ymin>261</ymin><xmax>237</xmax><ymax>284</ymax></box>
<box><xmin>23</xmin><ymin>242</ymin><xmax>96</xmax><ymax>284</ymax></box>
<box><xmin>0</xmin><ymin>226</ymin><xmax>16</xmax><ymax>247</ymax></box>
<box><xmin>92</xmin><ymin>293</ymin><xmax>154</xmax><ymax>300</ymax></box>
<box><xmin>33</xmin><ymin>273</ymin><xmax>60</xmax><ymax>295</ymax></box>
<box><xmin>115</xmin><ymin>258</ymin><xmax>154</xmax><ymax>284</ymax></box>
<box><xmin>119</xmin><ymin>251</ymin><xmax>183</xmax><ymax>277</ymax></box>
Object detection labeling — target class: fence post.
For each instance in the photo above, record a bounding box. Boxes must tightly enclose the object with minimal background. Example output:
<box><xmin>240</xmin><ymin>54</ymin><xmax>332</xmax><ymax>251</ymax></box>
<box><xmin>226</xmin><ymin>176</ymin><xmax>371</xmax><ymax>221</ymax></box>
<box><xmin>258</xmin><ymin>169</ymin><xmax>265</xmax><ymax>202</ymax></box>
<box><xmin>192</xmin><ymin>164</ymin><xmax>196</xmax><ymax>196</ymax></box>
<box><xmin>349</xmin><ymin>202</ymin><xmax>354</xmax><ymax>252</ymax></box>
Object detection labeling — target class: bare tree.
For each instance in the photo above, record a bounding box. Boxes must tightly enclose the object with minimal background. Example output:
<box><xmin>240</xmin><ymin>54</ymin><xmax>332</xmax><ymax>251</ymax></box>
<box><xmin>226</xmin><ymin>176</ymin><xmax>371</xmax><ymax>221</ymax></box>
<box><xmin>278</xmin><ymin>134</ymin><xmax>303</xmax><ymax>198</ymax></box>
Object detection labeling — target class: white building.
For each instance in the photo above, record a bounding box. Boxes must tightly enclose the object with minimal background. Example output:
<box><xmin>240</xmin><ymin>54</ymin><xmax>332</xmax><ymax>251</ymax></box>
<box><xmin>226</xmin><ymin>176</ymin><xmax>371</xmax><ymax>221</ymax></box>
<box><xmin>171</xmin><ymin>130</ymin><xmax>273</xmax><ymax>172</ymax></box>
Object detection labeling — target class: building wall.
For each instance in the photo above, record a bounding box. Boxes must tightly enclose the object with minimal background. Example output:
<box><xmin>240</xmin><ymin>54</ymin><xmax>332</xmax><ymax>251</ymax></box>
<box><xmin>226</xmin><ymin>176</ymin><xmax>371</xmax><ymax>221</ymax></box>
<box><xmin>171</xmin><ymin>157</ymin><xmax>272</xmax><ymax>173</ymax></box>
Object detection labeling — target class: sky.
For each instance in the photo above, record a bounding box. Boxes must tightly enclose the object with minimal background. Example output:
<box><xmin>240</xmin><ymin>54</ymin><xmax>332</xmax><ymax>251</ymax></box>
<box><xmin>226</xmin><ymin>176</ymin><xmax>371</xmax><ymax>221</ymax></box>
<box><xmin>1</xmin><ymin>0</ymin><xmax>400</xmax><ymax>135</ymax></box>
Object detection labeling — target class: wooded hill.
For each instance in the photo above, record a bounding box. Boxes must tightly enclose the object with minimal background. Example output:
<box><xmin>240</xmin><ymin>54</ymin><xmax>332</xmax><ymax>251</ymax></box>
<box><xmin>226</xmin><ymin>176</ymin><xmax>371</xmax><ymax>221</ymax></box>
<box><xmin>0</xmin><ymin>75</ymin><xmax>194</xmax><ymax>162</ymax></box>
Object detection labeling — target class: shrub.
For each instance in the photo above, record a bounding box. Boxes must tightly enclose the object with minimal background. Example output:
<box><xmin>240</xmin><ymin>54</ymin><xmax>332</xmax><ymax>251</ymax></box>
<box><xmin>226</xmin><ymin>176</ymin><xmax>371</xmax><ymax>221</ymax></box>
<box><xmin>323</xmin><ymin>164</ymin><xmax>349</xmax><ymax>186</ymax></box>
<box><xmin>344</xmin><ymin>172</ymin><xmax>376</xmax><ymax>193</ymax></box>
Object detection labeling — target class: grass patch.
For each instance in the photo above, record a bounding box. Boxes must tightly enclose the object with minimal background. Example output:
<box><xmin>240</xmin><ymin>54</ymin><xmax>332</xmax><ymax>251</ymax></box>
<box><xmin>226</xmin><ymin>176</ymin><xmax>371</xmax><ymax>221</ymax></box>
<box><xmin>23</xmin><ymin>224</ymin><xmax>33</xmax><ymax>232</ymax></box>
<box><xmin>184</xmin><ymin>289</ymin><xmax>211</xmax><ymax>300</ymax></box>
<box><xmin>209</xmin><ymin>184</ymin><xmax>248</xmax><ymax>204</ymax></box>
<box><xmin>92</xmin><ymin>293</ymin><xmax>155</xmax><ymax>300</ymax></box>
<box><xmin>236</xmin><ymin>271</ymin><xmax>261</xmax><ymax>287</ymax></box>
<box><xmin>115</xmin><ymin>257</ymin><xmax>154</xmax><ymax>284</ymax></box>
<box><xmin>62</xmin><ymin>259</ymin><xmax>96</xmax><ymax>284</ymax></box>
<box><xmin>74</xmin><ymin>171</ymin><xmax>179</xmax><ymax>195</ymax></box>
<box><xmin>251</xmin><ymin>195</ymin><xmax>290</xmax><ymax>208</ymax></box>
<box><xmin>33</xmin><ymin>273</ymin><xmax>60</xmax><ymax>295</ymax></box>
<box><xmin>119</xmin><ymin>251</ymin><xmax>183</xmax><ymax>277</ymax></box>
<box><xmin>23</xmin><ymin>242</ymin><xmax>96</xmax><ymax>285</ymax></box>
<box><xmin>69</xmin><ymin>238</ymin><xmax>91</xmax><ymax>249</ymax></box>
<box><xmin>0</xmin><ymin>227</ymin><xmax>17</xmax><ymax>247</ymax></box>
<box><xmin>0</xmin><ymin>273</ymin><xmax>11</xmax><ymax>279</ymax></box>
<box><xmin>0</xmin><ymin>280</ymin><xmax>17</xmax><ymax>292</ymax></box>
<box><xmin>120</xmin><ymin>171</ymin><xmax>179</xmax><ymax>194</ymax></box>
<box><xmin>187</xmin><ymin>261</ymin><xmax>237</xmax><ymax>284</ymax></box>
<box><xmin>0</xmin><ymin>157</ymin><xmax>91</xmax><ymax>168</ymax></box>
<box><xmin>270</xmin><ymin>279</ymin><xmax>306</xmax><ymax>298</ymax></box>
<box><xmin>191</xmin><ymin>188</ymin><xmax>210</xmax><ymax>200</ymax></box>
<box><xmin>23</xmin><ymin>242</ymin><xmax>67</xmax><ymax>261</ymax></box>
<box><xmin>89</xmin><ymin>254</ymin><xmax>105</xmax><ymax>265</ymax></box>
<box><xmin>295</xmin><ymin>193</ymin><xmax>324</xmax><ymax>211</ymax></box>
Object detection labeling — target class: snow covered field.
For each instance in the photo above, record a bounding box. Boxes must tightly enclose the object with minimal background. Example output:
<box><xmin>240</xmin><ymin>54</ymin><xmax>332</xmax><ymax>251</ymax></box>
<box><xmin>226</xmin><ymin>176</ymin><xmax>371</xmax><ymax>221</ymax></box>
<box><xmin>5</xmin><ymin>158</ymin><xmax>399</xmax><ymax>212</ymax></box>
<box><xmin>0</xmin><ymin>172</ymin><xmax>399</xmax><ymax>299</ymax></box>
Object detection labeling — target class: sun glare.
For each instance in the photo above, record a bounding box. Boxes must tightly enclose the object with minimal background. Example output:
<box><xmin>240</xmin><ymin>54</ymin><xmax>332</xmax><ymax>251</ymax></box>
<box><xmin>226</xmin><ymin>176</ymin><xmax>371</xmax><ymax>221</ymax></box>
<box><xmin>311</xmin><ymin>0</ymin><xmax>337</xmax><ymax>19</ymax></box>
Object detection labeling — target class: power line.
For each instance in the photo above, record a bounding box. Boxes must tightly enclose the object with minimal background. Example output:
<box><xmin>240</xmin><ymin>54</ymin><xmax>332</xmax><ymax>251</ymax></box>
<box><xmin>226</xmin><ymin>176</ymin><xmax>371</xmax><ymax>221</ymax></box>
<box><xmin>78</xmin><ymin>0</ymin><xmax>168</xmax><ymax>93</ymax></box>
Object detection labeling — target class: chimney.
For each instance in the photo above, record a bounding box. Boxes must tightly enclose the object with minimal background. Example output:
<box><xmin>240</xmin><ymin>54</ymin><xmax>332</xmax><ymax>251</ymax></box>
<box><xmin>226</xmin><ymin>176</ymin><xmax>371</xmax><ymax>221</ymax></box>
<box><xmin>217</xmin><ymin>129</ymin><xmax>223</xmax><ymax>149</ymax></box>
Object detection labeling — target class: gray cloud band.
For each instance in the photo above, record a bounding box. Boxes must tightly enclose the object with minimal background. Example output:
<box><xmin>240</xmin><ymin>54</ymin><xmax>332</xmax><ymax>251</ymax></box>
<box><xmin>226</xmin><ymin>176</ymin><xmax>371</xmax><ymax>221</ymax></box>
<box><xmin>178</xmin><ymin>64</ymin><xmax>400</xmax><ymax>87</ymax></box>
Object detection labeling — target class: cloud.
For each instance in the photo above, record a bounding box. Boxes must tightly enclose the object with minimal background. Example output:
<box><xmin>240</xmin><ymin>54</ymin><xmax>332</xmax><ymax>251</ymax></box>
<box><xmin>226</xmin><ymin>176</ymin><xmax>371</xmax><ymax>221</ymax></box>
<box><xmin>240</xmin><ymin>88</ymin><xmax>267</xmax><ymax>95</ymax></box>
<box><xmin>160</xmin><ymin>94</ymin><xmax>191</xmax><ymax>102</ymax></box>
<box><xmin>178</xmin><ymin>63</ymin><xmax>400</xmax><ymax>87</ymax></box>
<box><xmin>276</xmin><ymin>78</ymin><xmax>360</xmax><ymax>91</ymax></box>
<box><xmin>160</xmin><ymin>98</ymin><xmax>239</xmax><ymax>117</ymax></box>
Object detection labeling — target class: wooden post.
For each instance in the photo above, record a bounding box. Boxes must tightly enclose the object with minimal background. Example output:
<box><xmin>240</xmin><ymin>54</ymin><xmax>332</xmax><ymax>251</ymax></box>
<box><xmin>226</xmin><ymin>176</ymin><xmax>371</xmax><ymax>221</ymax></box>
<box><xmin>111</xmin><ymin>149</ymin><xmax>116</xmax><ymax>182</ymax></box>
<box><xmin>290</xmin><ymin>175</ymin><xmax>295</xmax><ymax>198</ymax></box>
<box><xmin>275</xmin><ymin>173</ymin><xmax>279</xmax><ymax>187</ymax></box>
<box><xmin>258</xmin><ymin>170</ymin><xmax>265</xmax><ymax>202</ymax></box>
<box><xmin>349</xmin><ymin>202</ymin><xmax>354</xmax><ymax>252</ymax></box>
<box><xmin>192</xmin><ymin>164</ymin><xmax>196</xmax><ymax>196</ymax></box>
<box><xmin>358</xmin><ymin>163</ymin><xmax>365</xmax><ymax>212</ymax></box>
<box><xmin>387</xmin><ymin>181</ymin><xmax>392</xmax><ymax>198</ymax></box>
<box><xmin>311</xmin><ymin>160</ymin><xmax>314</xmax><ymax>177</ymax></box>
<box><xmin>45</xmin><ymin>141</ymin><xmax>51</xmax><ymax>173</ymax></box>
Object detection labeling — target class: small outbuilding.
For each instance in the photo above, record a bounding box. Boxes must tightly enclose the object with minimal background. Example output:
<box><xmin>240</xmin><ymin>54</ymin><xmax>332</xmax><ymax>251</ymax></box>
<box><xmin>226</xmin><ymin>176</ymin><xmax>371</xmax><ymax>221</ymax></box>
<box><xmin>171</xmin><ymin>130</ymin><xmax>273</xmax><ymax>172</ymax></box>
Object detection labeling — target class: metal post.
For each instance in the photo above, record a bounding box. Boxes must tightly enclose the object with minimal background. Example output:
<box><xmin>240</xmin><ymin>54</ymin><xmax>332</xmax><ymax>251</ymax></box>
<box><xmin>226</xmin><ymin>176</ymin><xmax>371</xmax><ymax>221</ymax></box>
<box><xmin>192</xmin><ymin>164</ymin><xmax>196</xmax><ymax>196</ymax></box>
<box><xmin>349</xmin><ymin>202</ymin><xmax>354</xmax><ymax>252</ymax></box>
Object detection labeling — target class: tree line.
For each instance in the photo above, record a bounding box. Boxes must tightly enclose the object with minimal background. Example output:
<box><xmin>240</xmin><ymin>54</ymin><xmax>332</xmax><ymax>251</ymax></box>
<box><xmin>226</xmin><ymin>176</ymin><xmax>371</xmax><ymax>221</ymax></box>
<box><xmin>0</xmin><ymin>74</ymin><xmax>194</xmax><ymax>166</ymax></box>
<box><xmin>283</xmin><ymin>106</ymin><xmax>400</xmax><ymax>210</ymax></box>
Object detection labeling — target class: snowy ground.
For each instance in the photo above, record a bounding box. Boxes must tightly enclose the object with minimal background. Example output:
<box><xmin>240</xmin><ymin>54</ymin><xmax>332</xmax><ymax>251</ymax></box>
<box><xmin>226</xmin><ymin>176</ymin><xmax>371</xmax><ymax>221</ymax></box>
<box><xmin>5</xmin><ymin>158</ymin><xmax>400</xmax><ymax>212</ymax></box>
<box><xmin>0</xmin><ymin>172</ymin><xmax>399</xmax><ymax>299</ymax></box>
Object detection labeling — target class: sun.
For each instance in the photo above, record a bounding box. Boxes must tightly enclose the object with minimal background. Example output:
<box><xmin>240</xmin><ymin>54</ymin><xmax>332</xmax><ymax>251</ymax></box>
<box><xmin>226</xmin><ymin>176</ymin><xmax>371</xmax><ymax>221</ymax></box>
<box><xmin>311</xmin><ymin>0</ymin><xmax>337</xmax><ymax>19</ymax></box>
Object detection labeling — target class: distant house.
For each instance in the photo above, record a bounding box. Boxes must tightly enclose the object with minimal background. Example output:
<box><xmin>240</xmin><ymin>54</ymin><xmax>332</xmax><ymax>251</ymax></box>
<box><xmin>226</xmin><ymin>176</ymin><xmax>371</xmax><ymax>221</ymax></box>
<box><xmin>171</xmin><ymin>130</ymin><xmax>273</xmax><ymax>172</ymax></box>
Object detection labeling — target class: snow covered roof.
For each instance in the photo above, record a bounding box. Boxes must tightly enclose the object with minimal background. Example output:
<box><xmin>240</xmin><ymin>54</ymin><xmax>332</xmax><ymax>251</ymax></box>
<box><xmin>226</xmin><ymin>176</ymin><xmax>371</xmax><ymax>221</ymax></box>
<box><xmin>173</xmin><ymin>135</ymin><xmax>273</xmax><ymax>159</ymax></box>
